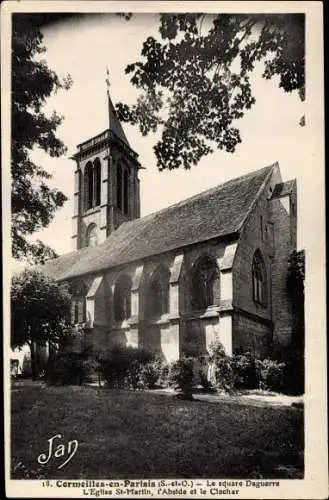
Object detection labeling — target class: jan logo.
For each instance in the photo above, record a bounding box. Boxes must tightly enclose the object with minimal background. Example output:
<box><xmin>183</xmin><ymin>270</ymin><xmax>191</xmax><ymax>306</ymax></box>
<box><xmin>37</xmin><ymin>434</ymin><xmax>78</xmax><ymax>469</ymax></box>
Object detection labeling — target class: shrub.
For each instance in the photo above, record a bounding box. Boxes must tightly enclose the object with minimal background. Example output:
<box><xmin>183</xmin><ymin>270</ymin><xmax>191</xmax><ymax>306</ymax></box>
<box><xmin>99</xmin><ymin>345</ymin><xmax>154</xmax><ymax>389</ymax></box>
<box><xmin>168</xmin><ymin>357</ymin><xmax>194</xmax><ymax>395</ymax></box>
<box><xmin>46</xmin><ymin>352</ymin><xmax>93</xmax><ymax>386</ymax></box>
<box><xmin>232</xmin><ymin>352</ymin><xmax>259</xmax><ymax>389</ymax></box>
<box><xmin>196</xmin><ymin>355</ymin><xmax>213</xmax><ymax>390</ymax></box>
<box><xmin>208</xmin><ymin>341</ymin><xmax>234</xmax><ymax>393</ymax></box>
<box><xmin>126</xmin><ymin>360</ymin><xmax>143</xmax><ymax>390</ymax></box>
<box><xmin>139</xmin><ymin>358</ymin><xmax>163</xmax><ymax>389</ymax></box>
<box><xmin>158</xmin><ymin>362</ymin><xmax>170</xmax><ymax>388</ymax></box>
<box><xmin>259</xmin><ymin>358</ymin><xmax>285</xmax><ymax>392</ymax></box>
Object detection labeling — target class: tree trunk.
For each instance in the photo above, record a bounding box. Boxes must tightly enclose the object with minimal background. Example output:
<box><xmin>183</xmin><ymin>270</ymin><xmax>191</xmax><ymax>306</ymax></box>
<box><xmin>29</xmin><ymin>341</ymin><xmax>39</xmax><ymax>381</ymax></box>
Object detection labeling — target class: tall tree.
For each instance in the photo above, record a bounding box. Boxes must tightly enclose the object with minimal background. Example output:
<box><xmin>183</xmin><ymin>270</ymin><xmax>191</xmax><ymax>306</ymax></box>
<box><xmin>287</xmin><ymin>249</ymin><xmax>305</xmax><ymax>348</ymax></box>
<box><xmin>11</xmin><ymin>269</ymin><xmax>72</xmax><ymax>379</ymax></box>
<box><xmin>11</xmin><ymin>15</ymin><xmax>72</xmax><ymax>263</ymax></box>
<box><xmin>116</xmin><ymin>13</ymin><xmax>305</xmax><ymax>170</ymax></box>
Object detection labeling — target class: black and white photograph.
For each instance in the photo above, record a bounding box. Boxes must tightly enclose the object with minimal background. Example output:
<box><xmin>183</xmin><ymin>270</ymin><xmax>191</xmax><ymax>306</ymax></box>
<box><xmin>2</xmin><ymin>1</ymin><xmax>326</xmax><ymax>498</ymax></box>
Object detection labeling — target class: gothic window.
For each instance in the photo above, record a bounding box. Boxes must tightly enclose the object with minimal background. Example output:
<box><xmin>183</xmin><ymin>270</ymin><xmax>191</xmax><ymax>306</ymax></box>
<box><xmin>114</xmin><ymin>274</ymin><xmax>132</xmax><ymax>322</ymax></box>
<box><xmin>71</xmin><ymin>281</ymin><xmax>87</xmax><ymax>324</ymax></box>
<box><xmin>192</xmin><ymin>255</ymin><xmax>220</xmax><ymax>311</ymax></box>
<box><xmin>147</xmin><ymin>265</ymin><xmax>170</xmax><ymax>318</ymax></box>
<box><xmin>86</xmin><ymin>223</ymin><xmax>98</xmax><ymax>247</ymax></box>
<box><xmin>252</xmin><ymin>250</ymin><xmax>267</xmax><ymax>306</ymax></box>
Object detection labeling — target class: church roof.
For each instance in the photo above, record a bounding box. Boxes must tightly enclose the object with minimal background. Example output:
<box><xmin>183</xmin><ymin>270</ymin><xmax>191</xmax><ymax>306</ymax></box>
<box><xmin>42</xmin><ymin>164</ymin><xmax>276</xmax><ymax>281</ymax></box>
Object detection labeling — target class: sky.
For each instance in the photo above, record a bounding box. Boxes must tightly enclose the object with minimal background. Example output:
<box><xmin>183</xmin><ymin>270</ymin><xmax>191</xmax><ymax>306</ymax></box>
<box><xmin>9</xmin><ymin>9</ymin><xmax>321</xmax><ymax>269</ymax></box>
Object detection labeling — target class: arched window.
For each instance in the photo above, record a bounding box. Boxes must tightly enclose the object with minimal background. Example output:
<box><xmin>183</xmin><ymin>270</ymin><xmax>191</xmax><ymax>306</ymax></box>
<box><xmin>114</xmin><ymin>274</ymin><xmax>132</xmax><ymax>323</ymax></box>
<box><xmin>86</xmin><ymin>223</ymin><xmax>98</xmax><ymax>247</ymax></box>
<box><xmin>117</xmin><ymin>164</ymin><xmax>122</xmax><ymax>211</ymax></box>
<box><xmin>147</xmin><ymin>265</ymin><xmax>170</xmax><ymax>318</ymax></box>
<box><xmin>123</xmin><ymin>168</ymin><xmax>129</xmax><ymax>214</ymax></box>
<box><xmin>71</xmin><ymin>281</ymin><xmax>87</xmax><ymax>324</ymax></box>
<box><xmin>93</xmin><ymin>158</ymin><xmax>101</xmax><ymax>207</ymax></box>
<box><xmin>192</xmin><ymin>255</ymin><xmax>220</xmax><ymax>311</ymax></box>
<box><xmin>252</xmin><ymin>250</ymin><xmax>267</xmax><ymax>306</ymax></box>
<box><xmin>84</xmin><ymin>162</ymin><xmax>93</xmax><ymax>211</ymax></box>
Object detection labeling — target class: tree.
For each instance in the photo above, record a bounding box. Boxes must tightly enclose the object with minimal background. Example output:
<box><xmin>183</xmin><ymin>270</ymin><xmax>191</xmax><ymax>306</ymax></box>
<box><xmin>11</xmin><ymin>269</ymin><xmax>72</xmax><ymax>379</ymax></box>
<box><xmin>285</xmin><ymin>249</ymin><xmax>305</xmax><ymax>394</ymax></box>
<box><xmin>287</xmin><ymin>249</ymin><xmax>305</xmax><ymax>348</ymax></box>
<box><xmin>11</xmin><ymin>15</ymin><xmax>72</xmax><ymax>263</ymax></box>
<box><xmin>116</xmin><ymin>13</ymin><xmax>305</xmax><ymax>170</ymax></box>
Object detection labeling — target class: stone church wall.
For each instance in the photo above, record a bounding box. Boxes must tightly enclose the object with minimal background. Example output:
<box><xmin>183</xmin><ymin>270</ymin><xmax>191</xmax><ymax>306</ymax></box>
<box><xmin>269</xmin><ymin>187</ymin><xmax>297</xmax><ymax>347</ymax></box>
<box><xmin>232</xmin><ymin>312</ymin><xmax>271</xmax><ymax>359</ymax></box>
<box><xmin>232</xmin><ymin>166</ymin><xmax>296</xmax><ymax>356</ymax></box>
<box><xmin>232</xmin><ymin>174</ymin><xmax>274</xmax><ymax>324</ymax></box>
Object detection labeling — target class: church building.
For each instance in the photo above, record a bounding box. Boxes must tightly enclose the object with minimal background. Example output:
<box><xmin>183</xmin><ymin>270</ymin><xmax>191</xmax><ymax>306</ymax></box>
<box><xmin>42</xmin><ymin>90</ymin><xmax>297</xmax><ymax>363</ymax></box>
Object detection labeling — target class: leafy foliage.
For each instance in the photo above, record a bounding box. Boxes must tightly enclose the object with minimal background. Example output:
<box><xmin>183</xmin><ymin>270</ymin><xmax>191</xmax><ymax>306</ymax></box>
<box><xmin>287</xmin><ymin>249</ymin><xmax>305</xmax><ymax>348</ymax></box>
<box><xmin>46</xmin><ymin>352</ymin><xmax>93</xmax><ymax>386</ymax></box>
<box><xmin>117</xmin><ymin>13</ymin><xmax>305</xmax><ymax>170</ymax></box>
<box><xmin>11</xmin><ymin>15</ymin><xmax>72</xmax><ymax>262</ymax></box>
<box><xmin>208</xmin><ymin>341</ymin><xmax>235</xmax><ymax>392</ymax></box>
<box><xmin>168</xmin><ymin>357</ymin><xmax>195</xmax><ymax>395</ymax></box>
<box><xmin>258</xmin><ymin>358</ymin><xmax>286</xmax><ymax>392</ymax></box>
<box><xmin>232</xmin><ymin>352</ymin><xmax>259</xmax><ymax>389</ymax></box>
<box><xmin>139</xmin><ymin>358</ymin><xmax>163</xmax><ymax>389</ymax></box>
<box><xmin>11</xmin><ymin>269</ymin><xmax>71</xmax><ymax>377</ymax></box>
<box><xmin>99</xmin><ymin>345</ymin><xmax>154</xmax><ymax>388</ymax></box>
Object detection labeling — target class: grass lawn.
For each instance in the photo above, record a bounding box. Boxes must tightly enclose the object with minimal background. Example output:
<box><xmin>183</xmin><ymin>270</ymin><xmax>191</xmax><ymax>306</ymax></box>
<box><xmin>11</xmin><ymin>381</ymin><xmax>304</xmax><ymax>479</ymax></box>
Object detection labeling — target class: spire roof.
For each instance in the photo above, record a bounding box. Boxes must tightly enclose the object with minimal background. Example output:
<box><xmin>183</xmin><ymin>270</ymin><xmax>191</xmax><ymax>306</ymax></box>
<box><xmin>107</xmin><ymin>92</ymin><xmax>130</xmax><ymax>147</ymax></box>
<box><xmin>106</xmin><ymin>66</ymin><xmax>130</xmax><ymax>147</ymax></box>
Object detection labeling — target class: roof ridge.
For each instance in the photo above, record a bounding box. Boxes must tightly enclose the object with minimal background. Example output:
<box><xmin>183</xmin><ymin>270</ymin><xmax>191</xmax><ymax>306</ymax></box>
<box><xmin>237</xmin><ymin>162</ymin><xmax>278</xmax><ymax>232</ymax></box>
<box><xmin>136</xmin><ymin>163</ymin><xmax>277</xmax><ymax>220</ymax></box>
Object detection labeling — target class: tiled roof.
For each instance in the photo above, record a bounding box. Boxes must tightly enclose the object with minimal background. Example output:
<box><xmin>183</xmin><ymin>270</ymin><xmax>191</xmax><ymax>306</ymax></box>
<box><xmin>42</xmin><ymin>164</ymin><xmax>275</xmax><ymax>281</ymax></box>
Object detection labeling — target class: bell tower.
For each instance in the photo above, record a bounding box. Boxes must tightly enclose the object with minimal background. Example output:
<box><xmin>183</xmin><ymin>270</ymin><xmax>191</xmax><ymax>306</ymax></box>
<box><xmin>71</xmin><ymin>75</ymin><xmax>141</xmax><ymax>250</ymax></box>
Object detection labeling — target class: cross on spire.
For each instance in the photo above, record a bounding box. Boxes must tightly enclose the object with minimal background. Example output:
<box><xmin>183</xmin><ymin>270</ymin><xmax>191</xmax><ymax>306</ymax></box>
<box><xmin>106</xmin><ymin>66</ymin><xmax>111</xmax><ymax>94</ymax></box>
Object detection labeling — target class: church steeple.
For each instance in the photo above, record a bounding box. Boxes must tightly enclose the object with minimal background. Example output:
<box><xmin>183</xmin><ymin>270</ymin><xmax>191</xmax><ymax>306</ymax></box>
<box><xmin>70</xmin><ymin>72</ymin><xmax>141</xmax><ymax>251</ymax></box>
<box><xmin>106</xmin><ymin>66</ymin><xmax>130</xmax><ymax>147</ymax></box>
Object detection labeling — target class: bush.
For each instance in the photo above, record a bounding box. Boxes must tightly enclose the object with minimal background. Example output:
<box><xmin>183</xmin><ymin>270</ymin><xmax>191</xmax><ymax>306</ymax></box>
<box><xmin>168</xmin><ymin>358</ymin><xmax>194</xmax><ymax>395</ymax></box>
<box><xmin>46</xmin><ymin>352</ymin><xmax>93</xmax><ymax>386</ymax></box>
<box><xmin>99</xmin><ymin>345</ymin><xmax>154</xmax><ymax>389</ymax></box>
<box><xmin>158</xmin><ymin>362</ymin><xmax>170</xmax><ymax>388</ymax></box>
<box><xmin>139</xmin><ymin>358</ymin><xmax>163</xmax><ymax>389</ymax></box>
<box><xmin>208</xmin><ymin>341</ymin><xmax>234</xmax><ymax>393</ymax></box>
<box><xmin>232</xmin><ymin>352</ymin><xmax>259</xmax><ymax>389</ymax></box>
<box><xmin>258</xmin><ymin>358</ymin><xmax>285</xmax><ymax>392</ymax></box>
